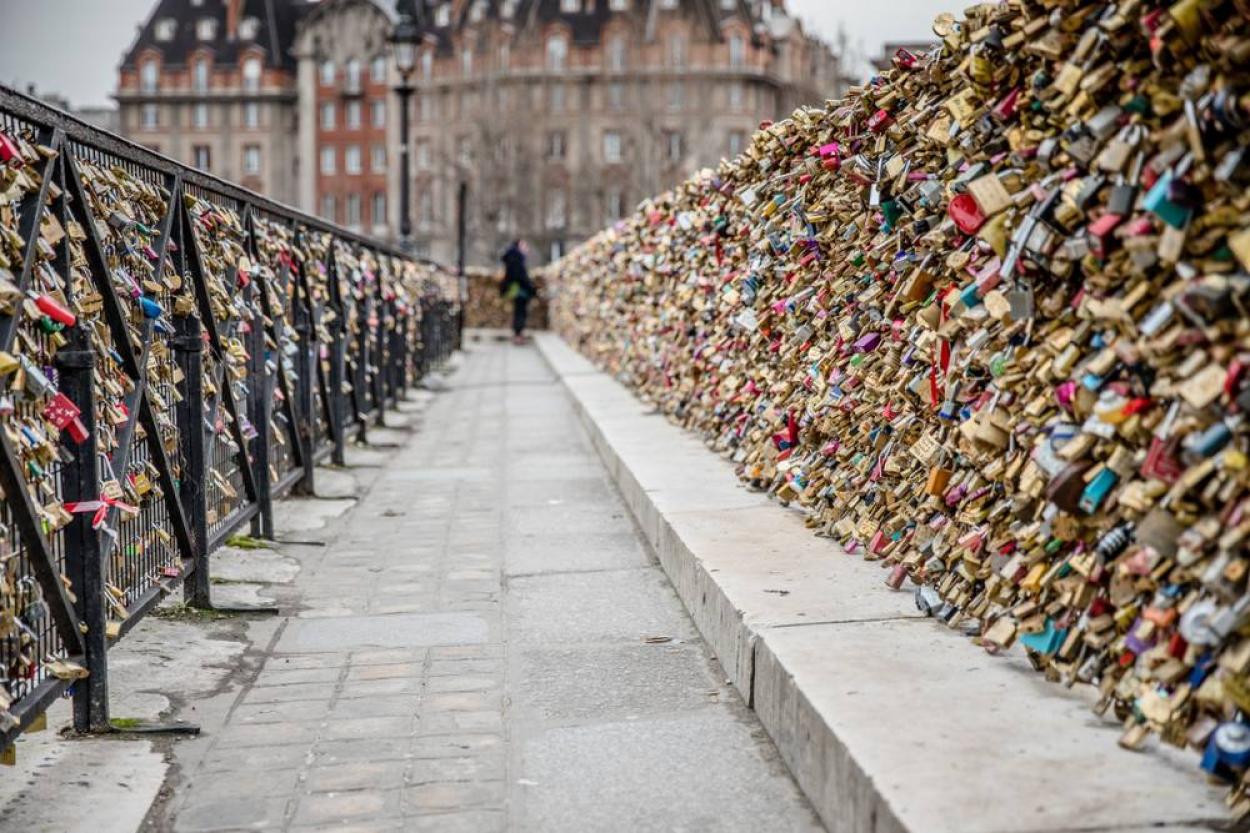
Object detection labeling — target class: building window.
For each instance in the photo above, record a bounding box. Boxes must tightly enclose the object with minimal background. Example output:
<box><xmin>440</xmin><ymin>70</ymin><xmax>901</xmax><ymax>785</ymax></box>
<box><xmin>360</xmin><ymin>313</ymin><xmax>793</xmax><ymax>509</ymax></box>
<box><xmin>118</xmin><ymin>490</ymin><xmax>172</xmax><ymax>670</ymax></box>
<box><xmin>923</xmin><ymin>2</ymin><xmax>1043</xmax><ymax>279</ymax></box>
<box><xmin>196</xmin><ymin>18</ymin><xmax>217</xmax><ymax>41</ymax></box>
<box><xmin>242</xmin><ymin>58</ymin><xmax>261</xmax><ymax>92</ymax></box>
<box><xmin>728</xmin><ymin>81</ymin><xmax>744</xmax><ymax>110</ymax></box>
<box><xmin>603</xmin><ymin>130</ymin><xmax>622</xmax><ymax>163</ymax></box>
<box><xmin>243</xmin><ymin>101</ymin><xmax>260</xmax><ymax>128</ymax></box>
<box><xmin>665</xmin><ymin>130</ymin><xmax>684</xmax><ymax>163</ymax></box>
<box><xmin>345</xmin><ymin>58</ymin><xmax>361</xmax><ymax>91</ymax></box>
<box><xmin>561</xmin><ymin>0</ymin><xmax>579</xmax><ymax>11</ymax></box>
<box><xmin>667</xmin><ymin>81</ymin><xmax>684</xmax><ymax>109</ymax></box>
<box><xmin>461</xmin><ymin>48</ymin><xmax>473</xmax><ymax>76</ymax></box>
<box><xmin>667</xmin><ymin>34</ymin><xmax>686</xmax><ymax>67</ymax></box>
<box><xmin>140</xmin><ymin>60</ymin><xmax>159</xmax><ymax>92</ymax></box>
<box><xmin>238</xmin><ymin>16</ymin><xmax>260</xmax><ymax>40</ymax></box>
<box><xmin>549</xmin><ymin>240</ymin><xmax>565</xmax><ymax>262</ymax></box>
<box><xmin>193</xmin><ymin>102</ymin><xmax>210</xmax><ymax>129</ymax></box>
<box><xmin>498</xmin><ymin>43</ymin><xmax>510</xmax><ymax>70</ymax></box>
<box><xmin>608</xmin><ymin>82</ymin><xmax>625</xmax><ymax>110</ymax></box>
<box><xmin>609</xmin><ymin>0</ymin><xmax>628</xmax><ymax>8</ymax></box>
<box><xmin>546</xmin><ymin>190</ymin><xmax>567</xmax><ymax>229</ymax></box>
<box><xmin>319</xmin><ymin>59</ymin><xmax>335</xmax><ymax>85</ymax></box>
<box><xmin>418</xmin><ymin>191</ymin><xmax>434</xmax><ymax>228</ymax></box>
<box><xmin>155</xmin><ymin>19</ymin><xmax>176</xmax><ymax>42</ymax></box>
<box><xmin>371</xmin><ymin>99</ymin><xmax>386</xmax><ymax>127</ymax></box>
<box><xmin>320</xmin><ymin>102</ymin><xmax>335</xmax><ymax>129</ymax></box>
<box><xmin>346</xmin><ymin>101</ymin><xmax>361</xmax><ymax>129</ymax></box>
<box><xmin>371</xmin><ymin>55</ymin><xmax>387</xmax><ymax>82</ymax></box>
<box><xmin>550</xmin><ymin>83</ymin><xmax>565</xmax><ymax>112</ymax></box>
<box><xmin>547</xmin><ymin>131</ymin><xmax>566</xmax><ymax>161</ymax></box>
<box><xmin>370</xmin><ymin>144</ymin><xmax>386</xmax><ymax>173</ymax></box>
<box><xmin>320</xmin><ymin>146</ymin><xmax>336</xmax><ymax>175</ymax></box>
<box><xmin>192</xmin><ymin>144</ymin><xmax>211</xmax><ymax>170</ymax></box>
<box><xmin>728</xmin><ymin>130</ymin><xmax>745</xmax><ymax>157</ymax></box>
<box><xmin>546</xmin><ymin>35</ymin><xmax>567</xmax><ymax>71</ymax></box>
<box><xmin>345</xmin><ymin>145</ymin><xmax>361</xmax><ymax>175</ymax></box>
<box><xmin>242</xmin><ymin>144</ymin><xmax>261</xmax><ymax>175</ymax></box>
<box><xmin>372</xmin><ymin>191</ymin><xmax>387</xmax><ymax>226</ymax></box>
<box><xmin>434</xmin><ymin>3</ymin><xmax>451</xmax><ymax>26</ymax></box>
<box><xmin>608</xmin><ymin>35</ymin><xmax>627</xmax><ymax>71</ymax></box>
<box><xmin>140</xmin><ymin>103</ymin><xmax>159</xmax><ymax>129</ymax></box>
<box><xmin>321</xmin><ymin>193</ymin><xmax>336</xmax><ymax>222</ymax></box>
<box><xmin>605</xmin><ymin>188</ymin><xmax>624</xmax><ymax>222</ymax></box>
<box><xmin>418</xmin><ymin>95</ymin><xmax>433</xmax><ymax>123</ymax></box>
<box><xmin>192</xmin><ymin>60</ymin><xmax>209</xmax><ymax>92</ymax></box>
<box><xmin>421</xmin><ymin>51</ymin><xmax>433</xmax><ymax>81</ymax></box>
<box><xmin>416</xmin><ymin>139</ymin><xmax>431</xmax><ymax>168</ymax></box>
<box><xmin>346</xmin><ymin>193</ymin><xmax>361</xmax><ymax>226</ymax></box>
<box><xmin>729</xmin><ymin>34</ymin><xmax>745</xmax><ymax>68</ymax></box>
<box><xmin>659</xmin><ymin>0</ymin><xmax>678</xmax><ymax>7</ymax></box>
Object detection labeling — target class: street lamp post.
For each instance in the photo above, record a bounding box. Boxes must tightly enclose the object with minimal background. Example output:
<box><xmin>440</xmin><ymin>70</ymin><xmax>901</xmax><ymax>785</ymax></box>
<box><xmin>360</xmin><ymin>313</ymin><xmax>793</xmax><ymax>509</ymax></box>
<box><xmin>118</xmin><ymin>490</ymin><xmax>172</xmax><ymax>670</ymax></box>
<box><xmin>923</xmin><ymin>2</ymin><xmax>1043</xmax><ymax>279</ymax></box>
<box><xmin>389</xmin><ymin>12</ymin><xmax>419</xmax><ymax>252</ymax></box>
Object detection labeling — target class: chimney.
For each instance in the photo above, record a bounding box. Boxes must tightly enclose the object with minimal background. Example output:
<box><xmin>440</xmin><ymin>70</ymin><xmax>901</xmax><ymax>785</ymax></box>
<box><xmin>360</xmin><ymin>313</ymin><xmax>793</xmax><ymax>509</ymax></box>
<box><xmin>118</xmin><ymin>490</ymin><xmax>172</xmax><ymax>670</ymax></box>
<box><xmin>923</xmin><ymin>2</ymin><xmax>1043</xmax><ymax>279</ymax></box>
<box><xmin>226</xmin><ymin>0</ymin><xmax>244</xmax><ymax>40</ymax></box>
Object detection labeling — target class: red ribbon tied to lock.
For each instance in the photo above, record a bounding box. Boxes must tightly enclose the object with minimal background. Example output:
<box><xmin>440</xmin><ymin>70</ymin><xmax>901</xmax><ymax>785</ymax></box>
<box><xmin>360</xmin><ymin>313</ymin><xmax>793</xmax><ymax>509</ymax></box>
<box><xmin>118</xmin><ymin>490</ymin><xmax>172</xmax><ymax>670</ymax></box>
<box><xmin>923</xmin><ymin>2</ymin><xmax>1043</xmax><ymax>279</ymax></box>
<box><xmin>63</xmin><ymin>495</ymin><xmax>140</xmax><ymax>530</ymax></box>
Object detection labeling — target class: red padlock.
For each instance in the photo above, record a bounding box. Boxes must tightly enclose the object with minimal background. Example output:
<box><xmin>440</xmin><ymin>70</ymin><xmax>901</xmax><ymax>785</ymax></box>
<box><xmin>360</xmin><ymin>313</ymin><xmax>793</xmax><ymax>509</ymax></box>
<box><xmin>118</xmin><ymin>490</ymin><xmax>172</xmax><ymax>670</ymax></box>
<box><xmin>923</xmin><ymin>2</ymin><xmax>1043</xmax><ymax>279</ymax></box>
<box><xmin>0</xmin><ymin>132</ymin><xmax>24</xmax><ymax>169</ymax></box>
<box><xmin>33</xmin><ymin>294</ymin><xmax>77</xmax><ymax>327</ymax></box>
<box><xmin>43</xmin><ymin>392</ymin><xmax>81</xmax><ymax>431</ymax></box>
<box><xmin>867</xmin><ymin>109</ymin><xmax>893</xmax><ymax>133</ymax></box>
<box><xmin>947</xmin><ymin>193</ymin><xmax>986</xmax><ymax>234</ymax></box>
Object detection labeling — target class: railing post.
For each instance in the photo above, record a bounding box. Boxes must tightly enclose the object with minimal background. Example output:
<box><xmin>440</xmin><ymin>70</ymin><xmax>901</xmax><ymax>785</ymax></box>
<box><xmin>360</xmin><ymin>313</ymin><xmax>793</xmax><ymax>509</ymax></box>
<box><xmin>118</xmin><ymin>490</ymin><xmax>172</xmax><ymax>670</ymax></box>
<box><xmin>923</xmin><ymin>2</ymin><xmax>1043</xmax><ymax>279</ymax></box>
<box><xmin>247</xmin><ymin>294</ymin><xmax>274</xmax><ymax>538</ymax></box>
<box><xmin>57</xmin><ymin>344</ymin><xmax>110</xmax><ymax>733</ymax></box>
<box><xmin>173</xmin><ymin>316</ymin><xmax>211</xmax><ymax>608</ymax></box>
<box><xmin>373</xmin><ymin>293</ymin><xmax>388</xmax><ymax>427</ymax></box>
<box><xmin>354</xmin><ymin>309</ymin><xmax>370</xmax><ymax>442</ymax></box>
<box><xmin>329</xmin><ymin>318</ymin><xmax>348</xmax><ymax>466</ymax></box>
<box><xmin>293</xmin><ymin>295</ymin><xmax>317</xmax><ymax>495</ymax></box>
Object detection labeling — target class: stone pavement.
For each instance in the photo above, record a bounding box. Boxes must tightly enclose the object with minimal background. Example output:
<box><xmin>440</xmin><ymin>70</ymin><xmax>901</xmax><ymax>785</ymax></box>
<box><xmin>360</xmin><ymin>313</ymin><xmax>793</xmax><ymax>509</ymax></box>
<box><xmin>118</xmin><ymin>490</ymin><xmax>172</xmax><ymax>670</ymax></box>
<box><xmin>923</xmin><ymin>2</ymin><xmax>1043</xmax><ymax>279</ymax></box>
<box><xmin>162</xmin><ymin>335</ymin><xmax>821</xmax><ymax>833</ymax></box>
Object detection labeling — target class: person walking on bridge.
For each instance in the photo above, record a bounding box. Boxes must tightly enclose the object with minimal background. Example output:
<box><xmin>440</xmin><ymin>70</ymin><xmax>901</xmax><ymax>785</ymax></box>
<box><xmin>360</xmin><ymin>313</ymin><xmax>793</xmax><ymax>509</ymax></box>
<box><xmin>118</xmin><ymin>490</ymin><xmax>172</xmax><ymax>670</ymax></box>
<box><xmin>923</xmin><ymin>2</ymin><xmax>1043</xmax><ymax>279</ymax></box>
<box><xmin>500</xmin><ymin>239</ymin><xmax>536</xmax><ymax>345</ymax></box>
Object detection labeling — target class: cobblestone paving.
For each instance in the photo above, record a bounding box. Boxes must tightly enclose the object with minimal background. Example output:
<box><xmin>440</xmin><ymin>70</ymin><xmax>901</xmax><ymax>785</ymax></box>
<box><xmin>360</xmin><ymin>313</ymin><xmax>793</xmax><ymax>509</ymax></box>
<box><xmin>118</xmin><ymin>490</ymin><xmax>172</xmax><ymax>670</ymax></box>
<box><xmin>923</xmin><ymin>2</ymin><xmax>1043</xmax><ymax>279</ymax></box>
<box><xmin>165</xmin><ymin>338</ymin><xmax>821</xmax><ymax>833</ymax></box>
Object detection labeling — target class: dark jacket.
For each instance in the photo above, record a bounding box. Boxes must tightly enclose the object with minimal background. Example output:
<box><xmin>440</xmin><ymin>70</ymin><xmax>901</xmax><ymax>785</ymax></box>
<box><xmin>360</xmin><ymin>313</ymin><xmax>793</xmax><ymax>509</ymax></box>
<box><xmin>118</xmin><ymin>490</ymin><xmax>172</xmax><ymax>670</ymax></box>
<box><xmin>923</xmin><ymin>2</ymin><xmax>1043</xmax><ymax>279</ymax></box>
<box><xmin>500</xmin><ymin>244</ymin><xmax>536</xmax><ymax>300</ymax></box>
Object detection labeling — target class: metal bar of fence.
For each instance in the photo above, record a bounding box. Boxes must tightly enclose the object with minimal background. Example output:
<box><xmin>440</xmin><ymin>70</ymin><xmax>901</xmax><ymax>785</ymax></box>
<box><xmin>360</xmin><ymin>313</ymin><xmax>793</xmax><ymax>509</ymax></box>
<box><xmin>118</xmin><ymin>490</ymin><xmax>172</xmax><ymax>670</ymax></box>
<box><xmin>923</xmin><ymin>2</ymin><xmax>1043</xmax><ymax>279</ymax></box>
<box><xmin>0</xmin><ymin>84</ymin><xmax>460</xmax><ymax>755</ymax></box>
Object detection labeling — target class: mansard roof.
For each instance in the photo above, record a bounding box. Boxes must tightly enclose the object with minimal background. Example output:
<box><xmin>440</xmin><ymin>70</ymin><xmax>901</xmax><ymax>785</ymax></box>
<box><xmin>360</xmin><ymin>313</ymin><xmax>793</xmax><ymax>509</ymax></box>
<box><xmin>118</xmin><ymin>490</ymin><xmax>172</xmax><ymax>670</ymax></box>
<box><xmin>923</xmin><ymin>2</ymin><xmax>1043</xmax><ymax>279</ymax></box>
<box><xmin>407</xmin><ymin>0</ymin><xmax>777</xmax><ymax>50</ymax></box>
<box><xmin>121</xmin><ymin>0</ymin><xmax>306</xmax><ymax>69</ymax></box>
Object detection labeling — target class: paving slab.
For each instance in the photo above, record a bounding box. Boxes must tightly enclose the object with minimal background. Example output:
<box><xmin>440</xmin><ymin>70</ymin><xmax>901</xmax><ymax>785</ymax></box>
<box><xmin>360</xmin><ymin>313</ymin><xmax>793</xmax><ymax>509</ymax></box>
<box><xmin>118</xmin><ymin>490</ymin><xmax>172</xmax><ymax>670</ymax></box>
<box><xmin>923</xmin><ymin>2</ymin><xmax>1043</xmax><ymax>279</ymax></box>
<box><xmin>138</xmin><ymin>340</ymin><xmax>820</xmax><ymax>833</ymax></box>
<box><xmin>534</xmin><ymin>331</ymin><xmax>1229</xmax><ymax>833</ymax></box>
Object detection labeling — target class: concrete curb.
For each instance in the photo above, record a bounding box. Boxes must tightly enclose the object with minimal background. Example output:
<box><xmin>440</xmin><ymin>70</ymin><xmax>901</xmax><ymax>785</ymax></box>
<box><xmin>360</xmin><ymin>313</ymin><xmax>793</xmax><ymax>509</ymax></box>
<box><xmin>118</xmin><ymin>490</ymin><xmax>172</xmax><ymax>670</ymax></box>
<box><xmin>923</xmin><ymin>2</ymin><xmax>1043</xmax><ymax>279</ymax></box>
<box><xmin>533</xmin><ymin>332</ymin><xmax>1227</xmax><ymax>833</ymax></box>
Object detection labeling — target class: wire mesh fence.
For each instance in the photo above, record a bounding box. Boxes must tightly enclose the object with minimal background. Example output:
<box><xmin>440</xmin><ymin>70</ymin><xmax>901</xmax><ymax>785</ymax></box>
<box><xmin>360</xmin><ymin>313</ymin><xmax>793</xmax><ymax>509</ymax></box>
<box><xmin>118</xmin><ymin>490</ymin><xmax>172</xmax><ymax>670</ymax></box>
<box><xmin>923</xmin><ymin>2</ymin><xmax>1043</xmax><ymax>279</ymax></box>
<box><xmin>0</xmin><ymin>84</ymin><xmax>460</xmax><ymax>749</ymax></box>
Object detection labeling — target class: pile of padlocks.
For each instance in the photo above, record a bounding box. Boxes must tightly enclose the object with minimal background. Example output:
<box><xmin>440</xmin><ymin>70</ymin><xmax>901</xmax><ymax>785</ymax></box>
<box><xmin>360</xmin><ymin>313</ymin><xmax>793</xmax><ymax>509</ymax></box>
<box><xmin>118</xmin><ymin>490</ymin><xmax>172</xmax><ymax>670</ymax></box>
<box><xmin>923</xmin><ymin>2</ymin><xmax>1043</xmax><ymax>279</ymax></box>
<box><xmin>552</xmin><ymin>0</ymin><xmax>1250</xmax><ymax>812</ymax></box>
<box><xmin>464</xmin><ymin>268</ymin><xmax>548</xmax><ymax>331</ymax></box>
<box><xmin>0</xmin><ymin>107</ymin><xmax>455</xmax><ymax>740</ymax></box>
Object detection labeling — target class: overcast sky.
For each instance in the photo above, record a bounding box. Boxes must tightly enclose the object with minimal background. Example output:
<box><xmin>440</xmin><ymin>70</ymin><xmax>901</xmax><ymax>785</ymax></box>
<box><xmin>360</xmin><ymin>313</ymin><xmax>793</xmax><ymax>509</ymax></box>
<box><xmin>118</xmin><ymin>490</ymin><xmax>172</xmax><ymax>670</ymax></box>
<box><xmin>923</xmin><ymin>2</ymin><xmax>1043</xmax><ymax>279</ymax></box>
<box><xmin>0</xmin><ymin>0</ymin><xmax>952</xmax><ymax>109</ymax></box>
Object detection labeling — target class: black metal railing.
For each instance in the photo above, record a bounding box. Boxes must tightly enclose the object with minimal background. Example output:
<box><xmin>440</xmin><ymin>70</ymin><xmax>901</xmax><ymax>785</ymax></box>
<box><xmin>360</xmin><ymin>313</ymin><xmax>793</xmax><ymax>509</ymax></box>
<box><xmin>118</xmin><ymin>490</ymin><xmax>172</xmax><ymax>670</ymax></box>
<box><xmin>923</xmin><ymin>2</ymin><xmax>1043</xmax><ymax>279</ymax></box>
<box><xmin>0</xmin><ymin>85</ymin><xmax>460</xmax><ymax>750</ymax></box>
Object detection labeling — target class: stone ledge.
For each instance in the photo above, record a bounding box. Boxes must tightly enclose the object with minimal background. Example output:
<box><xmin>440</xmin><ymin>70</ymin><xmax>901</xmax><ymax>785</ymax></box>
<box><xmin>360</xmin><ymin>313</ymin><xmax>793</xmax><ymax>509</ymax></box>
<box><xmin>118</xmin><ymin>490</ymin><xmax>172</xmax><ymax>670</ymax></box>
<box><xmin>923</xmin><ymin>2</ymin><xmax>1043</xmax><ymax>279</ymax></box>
<box><xmin>533</xmin><ymin>332</ymin><xmax>1227</xmax><ymax>833</ymax></box>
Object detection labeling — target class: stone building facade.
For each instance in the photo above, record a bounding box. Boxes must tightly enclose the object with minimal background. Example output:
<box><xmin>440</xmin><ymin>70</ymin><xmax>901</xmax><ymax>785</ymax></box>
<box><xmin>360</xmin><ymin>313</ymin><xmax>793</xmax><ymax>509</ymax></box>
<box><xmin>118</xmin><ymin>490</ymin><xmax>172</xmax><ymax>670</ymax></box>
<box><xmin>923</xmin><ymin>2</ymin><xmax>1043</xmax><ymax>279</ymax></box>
<box><xmin>116</xmin><ymin>0</ymin><xmax>842</xmax><ymax>266</ymax></box>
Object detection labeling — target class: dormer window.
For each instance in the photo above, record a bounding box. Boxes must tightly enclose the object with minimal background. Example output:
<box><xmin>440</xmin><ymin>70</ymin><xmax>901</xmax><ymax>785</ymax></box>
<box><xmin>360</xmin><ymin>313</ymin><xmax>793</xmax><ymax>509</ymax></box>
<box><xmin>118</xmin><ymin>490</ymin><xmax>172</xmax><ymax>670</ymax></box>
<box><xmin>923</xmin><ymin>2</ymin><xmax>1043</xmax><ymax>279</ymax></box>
<box><xmin>560</xmin><ymin>0</ymin><xmax>579</xmax><ymax>12</ymax></box>
<box><xmin>154</xmin><ymin>19</ymin><xmax>176</xmax><ymax>42</ymax></box>
<box><xmin>609</xmin><ymin>0</ymin><xmax>628</xmax><ymax>9</ymax></box>
<box><xmin>435</xmin><ymin>4</ymin><xmax>451</xmax><ymax>27</ymax></box>
<box><xmin>470</xmin><ymin>1</ymin><xmax>486</xmax><ymax>22</ymax></box>
<box><xmin>238</xmin><ymin>17</ymin><xmax>260</xmax><ymax>40</ymax></box>
<box><xmin>196</xmin><ymin>18</ymin><xmax>217</xmax><ymax>41</ymax></box>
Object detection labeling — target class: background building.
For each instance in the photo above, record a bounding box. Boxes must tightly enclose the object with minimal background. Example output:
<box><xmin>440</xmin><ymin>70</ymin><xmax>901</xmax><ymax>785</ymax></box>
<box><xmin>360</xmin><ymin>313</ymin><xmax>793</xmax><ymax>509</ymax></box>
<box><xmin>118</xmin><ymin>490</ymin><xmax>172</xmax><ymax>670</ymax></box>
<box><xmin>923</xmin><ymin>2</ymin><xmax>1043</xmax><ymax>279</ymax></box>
<box><xmin>116</xmin><ymin>0</ymin><xmax>302</xmax><ymax>202</ymax></box>
<box><xmin>115</xmin><ymin>0</ymin><xmax>843</xmax><ymax>265</ymax></box>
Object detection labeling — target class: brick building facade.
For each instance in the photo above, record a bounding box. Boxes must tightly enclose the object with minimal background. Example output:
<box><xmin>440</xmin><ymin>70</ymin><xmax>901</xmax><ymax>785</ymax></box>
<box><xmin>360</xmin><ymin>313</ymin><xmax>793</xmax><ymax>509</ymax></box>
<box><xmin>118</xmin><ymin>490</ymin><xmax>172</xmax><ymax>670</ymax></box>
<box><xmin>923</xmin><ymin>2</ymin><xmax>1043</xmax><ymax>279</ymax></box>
<box><xmin>116</xmin><ymin>0</ymin><xmax>842</xmax><ymax>265</ymax></box>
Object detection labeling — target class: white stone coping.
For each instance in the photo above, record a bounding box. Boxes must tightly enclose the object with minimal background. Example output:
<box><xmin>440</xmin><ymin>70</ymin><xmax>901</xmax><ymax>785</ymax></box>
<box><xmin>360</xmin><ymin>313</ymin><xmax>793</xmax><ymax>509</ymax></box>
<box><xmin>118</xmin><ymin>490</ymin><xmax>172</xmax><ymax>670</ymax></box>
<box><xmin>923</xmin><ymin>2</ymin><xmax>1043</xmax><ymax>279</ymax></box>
<box><xmin>534</xmin><ymin>331</ymin><xmax>1227</xmax><ymax>833</ymax></box>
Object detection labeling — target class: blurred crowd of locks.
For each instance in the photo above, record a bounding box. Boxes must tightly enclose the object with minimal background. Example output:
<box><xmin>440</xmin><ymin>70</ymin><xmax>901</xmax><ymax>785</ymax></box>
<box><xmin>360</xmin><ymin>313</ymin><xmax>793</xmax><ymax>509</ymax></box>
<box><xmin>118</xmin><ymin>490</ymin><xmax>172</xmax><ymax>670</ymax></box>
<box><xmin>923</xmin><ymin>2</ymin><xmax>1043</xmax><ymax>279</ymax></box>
<box><xmin>552</xmin><ymin>0</ymin><xmax>1250</xmax><ymax>813</ymax></box>
<box><xmin>0</xmin><ymin>113</ymin><xmax>456</xmax><ymax>737</ymax></box>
